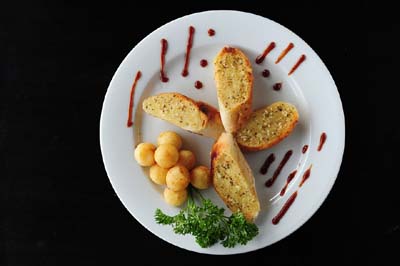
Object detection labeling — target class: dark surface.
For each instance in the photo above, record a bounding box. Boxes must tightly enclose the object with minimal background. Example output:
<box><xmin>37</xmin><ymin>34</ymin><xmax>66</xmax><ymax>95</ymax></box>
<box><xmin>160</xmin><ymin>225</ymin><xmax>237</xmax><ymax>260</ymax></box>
<box><xmin>1</xmin><ymin>1</ymin><xmax>397</xmax><ymax>265</ymax></box>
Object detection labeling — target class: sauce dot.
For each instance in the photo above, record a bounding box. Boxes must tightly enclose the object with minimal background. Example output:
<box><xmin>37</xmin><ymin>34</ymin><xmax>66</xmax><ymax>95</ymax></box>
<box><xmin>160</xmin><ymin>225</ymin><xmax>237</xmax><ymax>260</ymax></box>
<box><xmin>208</xmin><ymin>28</ymin><xmax>215</xmax><ymax>36</ymax></box>
<box><xmin>195</xmin><ymin>81</ymin><xmax>203</xmax><ymax>89</ymax></box>
<box><xmin>200</xmin><ymin>59</ymin><xmax>208</xmax><ymax>67</ymax></box>
<box><xmin>302</xmin><ymin>145</ymin><xmax>309</xmax><ymax>154</ymax></box>
<box><xmin>273</xmin><ymin>82</ymin><xmax>282</xmax><ymax>91</ymax></box>
<box><xmin>262</xmin><ymin>69</ymin><xmax>270</xmax><ymax>77</ymax></box>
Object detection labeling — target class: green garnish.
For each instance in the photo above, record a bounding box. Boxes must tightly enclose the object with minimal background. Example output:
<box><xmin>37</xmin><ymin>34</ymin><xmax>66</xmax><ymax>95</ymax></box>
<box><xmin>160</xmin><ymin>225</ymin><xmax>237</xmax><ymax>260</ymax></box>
<box><xmin>155</xmin><ymin>188</ymin><xmax>258</xmax><ymax>248</ymax></box>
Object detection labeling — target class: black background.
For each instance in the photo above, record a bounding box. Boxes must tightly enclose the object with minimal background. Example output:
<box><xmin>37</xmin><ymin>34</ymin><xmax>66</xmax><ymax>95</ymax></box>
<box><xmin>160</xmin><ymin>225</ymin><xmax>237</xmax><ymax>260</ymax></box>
<box><xmin>1</xmin><ymin>1</ymin><xmax>398</xmax><ymax>265</ymax></box>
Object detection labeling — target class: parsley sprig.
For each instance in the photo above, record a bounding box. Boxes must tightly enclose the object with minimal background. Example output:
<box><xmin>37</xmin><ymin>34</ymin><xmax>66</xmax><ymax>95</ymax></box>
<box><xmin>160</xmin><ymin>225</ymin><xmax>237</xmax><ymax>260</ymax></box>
<box><xmin>155</xmin><ymin>188</ymin><xmax>258</xmax><ymax>248</ymax></box>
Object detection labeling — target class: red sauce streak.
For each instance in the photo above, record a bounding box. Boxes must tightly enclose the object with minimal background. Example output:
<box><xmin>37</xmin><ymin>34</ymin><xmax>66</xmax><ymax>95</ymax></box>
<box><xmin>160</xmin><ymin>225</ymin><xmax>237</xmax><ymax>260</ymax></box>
<box><xmin>200</xmin><ymin>59</ymin><xmax>208</xmax><ymax>67</ymax></box>
<box><xmin>299</xmin><ymin>165</ymin><xmax>312</xmax><ymax>187</ymax></box>
<box><xmin>260</xmin><ymin>153</ymin><xmax>275</xmax><ymax>175</ymax></box>
<box><xmin>288</xmin><ymin>54</ymin><xmax>306</xmax><ymax>75</ymax></box>
<box><xmin>280</xmin><ymin>170</ymin><xmax>297</xmax><ymax>196</ymax></box>
<box><xmin>208</xmin><ymin>28</ymin><xmax>215</xmax><ymax>36</ymax></box>
<box><xmin>255</xmin><ymin>42</ymin><xmax>276</xmax><ymax>64</ymax></box>
<box><xmin>194</xmin><ymin>80</ymin><xmax>203</xmax><ymax>89</ymax></box>
<box><xmin>275</xmin><ymin>42</ymin><xmax>294</xmax><ymax>64</ymax></box>
<box><xmin>126</xmin><ymin>71</ymin><xmax>142</xmax><ymax>127</ymax></box>
<box><xmin>272</xmin><ymin>191</ymin><xmax>298</xmax><ymax>225</ymax></box>
<box><xmin>182</xmin><ymin>26</ymin><xmax>195</xmax><ymax>77</ymax></box>
<box><xmin>318</xmin><ymin>132</ymin><xmax>327</xmax><ymax>151</ymax></box>
<box><xmin>265</xmin><ymin>150</ymin><xmax>293</xmax><ymax>187</ymax></box>
<box><xmin>160</xmin><ymin>39</ymin><xmax>169</xmax><ymax>82</ymax></box>
<box><xmin>302</xmin><ymin>145</ymin><xmax>309</xmax><ymax>154</ymax></box>
<box><xmin>273</xmin><ymin>82</ymin><xmax>282</xmax><ymax>91</ymax></box>
<box><xmin>262</xmin><ymin>69</ymin><xmax>270</xmax><ymax>77</ymax></box>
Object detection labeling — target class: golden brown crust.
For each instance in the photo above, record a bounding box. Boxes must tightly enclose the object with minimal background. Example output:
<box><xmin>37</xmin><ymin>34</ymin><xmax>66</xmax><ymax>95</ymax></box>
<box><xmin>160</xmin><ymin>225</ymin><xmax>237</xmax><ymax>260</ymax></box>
<box><xmin>196</xmin><ymin>101</ymin><xmax>225</xmax><ymax>139</ymax></box>
<box><xmin>236</xmin><ymin>102</ymin><xmax>299</xmax><ymax>151</ymax></box>
<box><xmin>214</xmin><ymin>47</ymin><xmax>253</xmax><ymax>133</ymax></box>
<box><xmin>196</xmin><ymin>101</ymin><xmax>220</xmax><ymax>123</ymax></box>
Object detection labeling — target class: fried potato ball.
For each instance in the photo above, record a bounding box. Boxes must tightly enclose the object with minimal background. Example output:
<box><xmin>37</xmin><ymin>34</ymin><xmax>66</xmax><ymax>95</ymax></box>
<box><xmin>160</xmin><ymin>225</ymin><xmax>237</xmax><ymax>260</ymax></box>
<box><xmin>154</xmin><ymin>144</ymin><xmax>179</xmax><ymax>168</ymax></box>
<box><xmin>157</xmin><ymin>131</ymin><xmax>182</xmax><ymax>149</ymax></box>
<box><xmin>163</xmin><ymin>187</ymin><xmax>188</xmax><ymax>206</ymax></box>
<box><xmin>190</xmin><ymin>165</ymin><xmax>211</xmax><ymax>189</ymax></box>
<box><xmin>134</xmin><ymin>143</ymin><xmax>156</xmax><ymax>166</ymax></box>
<box><xmin>166</xmin><ymin>165</ymin><xmax>190</xmax><ymax>191</ymax></box>
<box><xmin>149</xmin><ymin>164</ymin><xmax>168</xmax><ymax>185</ymax></box>
<box><xmin>177</xmin><ymin>150</ymin><xmax>196</xmax><ymax>170</ymax></box>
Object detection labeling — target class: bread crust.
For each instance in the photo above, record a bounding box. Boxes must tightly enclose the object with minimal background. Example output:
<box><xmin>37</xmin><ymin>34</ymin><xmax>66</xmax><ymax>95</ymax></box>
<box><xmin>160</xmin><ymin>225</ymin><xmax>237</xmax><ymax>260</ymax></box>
<box><xmin>211</xmin><ymin>133</ymin><xmax>260</xmax><ymax>221</ymax></box>
<box><xmin>214</xmin><ymin>47</ymin><xmax>253</xmax><ymax>133</ymax></box>
<box><xmin>196</xmin><ymin>101</ymin><xmax>224</xmax><ymax>139</ymax></box>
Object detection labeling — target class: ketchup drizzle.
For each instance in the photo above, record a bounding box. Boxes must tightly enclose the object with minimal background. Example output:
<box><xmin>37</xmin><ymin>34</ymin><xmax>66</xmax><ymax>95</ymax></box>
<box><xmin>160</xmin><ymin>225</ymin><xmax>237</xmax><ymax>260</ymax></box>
<box><xmin>280</xmin><ymin>170</ymin><xmax>297</xmax><ymax>196</ymax></box>
<box><xmin>265</xmin><ymin>150</ymin><xmax>293</xmax><ymax>187</ymax></box>
<box><xmin>288</xmin><ymin>54</ymin><xmax>306</xmax><ymax>75</ymax></box>
<box><xmin>160</xmin><ymin>39</ymin><xmax>169</xmax><ymax>82</ymax></box>
<box><xmin>272</xmin><ymin>191</ymin><xmax>298</xmax><ymax>225</ymax></box>
<box><xmin>299</xmin><ymin>165</ymin><xmax>312</xmax><ymax>187</ymax></box>
<box><xmin>318</xmin><ymin>132</ymin><xmax>327</xmax><ymax>151</ymax></box>
<box><xmin>275</xmin><ymin>43</ymin><xmax>294</xmax><ymax>64</ymax></box>
<box><xmin>126</xmin><ymin>71</ymin><xmax>142</xmax><ymax>127</ymax></box>
<box><xmin>182</xmin><ymin>26</ymin><xmax>195</xmax><ymax>77</ymax></box>
<box><xmin>260</xmin><ymin>153</ymin><xmax>275</xmax><ymax>175</ymax></box>
<box><xmin>255</xmin><ymin>42</ymin><xmax>276</xmax><ymax>64</ymax></box>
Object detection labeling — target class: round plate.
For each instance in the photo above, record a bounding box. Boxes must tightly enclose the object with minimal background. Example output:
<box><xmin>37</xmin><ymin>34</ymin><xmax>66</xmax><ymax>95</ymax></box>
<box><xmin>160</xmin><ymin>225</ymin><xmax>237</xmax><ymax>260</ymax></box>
<box><xmin>100</xmin><ymin>10</ymin><xmax>345</xmax><ymax>254</ymax></box>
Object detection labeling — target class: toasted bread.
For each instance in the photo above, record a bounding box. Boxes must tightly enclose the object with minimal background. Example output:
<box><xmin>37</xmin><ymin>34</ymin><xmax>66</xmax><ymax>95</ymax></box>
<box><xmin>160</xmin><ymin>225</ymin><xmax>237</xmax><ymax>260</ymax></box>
<box><xmin>236</xmin><ymin>102</ymin><xmax>299</xmax><ymax>151</ymax></box>
<box><xmin>142</xmin><ymin>93</ymin><xmax>224</xmax><ymax>139</ymax></box>
<box><xmin>214</xmin><ymin>47</ymin><xmax>253</xmax><ymax>133</ymax></box>
<box><xmin>211</xmin><ymin>133</ymin><xmax>260</xmax><ymax>221</ymax></box>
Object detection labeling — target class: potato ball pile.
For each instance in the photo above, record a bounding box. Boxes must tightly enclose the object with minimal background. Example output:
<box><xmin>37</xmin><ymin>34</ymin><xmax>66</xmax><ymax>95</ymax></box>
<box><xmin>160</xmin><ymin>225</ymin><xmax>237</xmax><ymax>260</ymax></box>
<box><xmin>134</xmin><ymin>131</ymin><xmax>211</xmax><ymax>206</ymax></box>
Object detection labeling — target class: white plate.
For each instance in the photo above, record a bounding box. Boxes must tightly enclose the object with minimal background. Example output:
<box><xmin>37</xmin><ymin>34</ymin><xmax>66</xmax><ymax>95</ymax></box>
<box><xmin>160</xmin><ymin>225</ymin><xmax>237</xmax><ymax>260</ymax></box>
<box><xmin>100</xmin><ymin>10</ymin><xmax>345</xmax><ymax>254</ymax></box>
